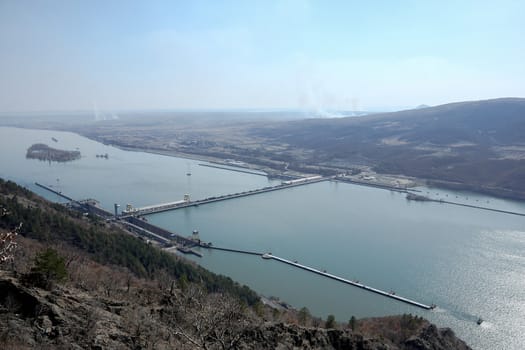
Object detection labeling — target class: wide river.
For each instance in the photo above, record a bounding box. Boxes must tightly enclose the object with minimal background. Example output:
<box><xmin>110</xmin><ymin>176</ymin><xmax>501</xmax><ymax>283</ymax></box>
<box><xmin>1</xmin><ymin>126</ymin><xmax>524</xmax><ymax>350</ymax></box>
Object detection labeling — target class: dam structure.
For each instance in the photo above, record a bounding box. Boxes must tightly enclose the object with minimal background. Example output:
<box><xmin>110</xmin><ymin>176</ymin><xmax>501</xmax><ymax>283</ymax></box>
<box><xmin>121</xmin><ymin>175</ymin><xmax>328</xmax><ymax>217</ymax></box>
<box><xmin>35</xmin><ymin>179</ymin><xmax>436</xmax><ymax>309</ymax></box>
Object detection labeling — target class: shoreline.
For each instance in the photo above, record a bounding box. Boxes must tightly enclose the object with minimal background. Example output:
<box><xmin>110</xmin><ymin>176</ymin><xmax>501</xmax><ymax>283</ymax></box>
<box><xmin>2</xmin><ymin>125</ymin><xmax>523</xmax><ymax>203</ymax></box>
<box><xmin>99</xmin><ymin>143</ymin><xmax>525</xmax><ymax>204</ymax></box>
<box><xmin>102</xmin><ymin>143</ymin><xmax>309</xmax><ymax>178</ymax></box>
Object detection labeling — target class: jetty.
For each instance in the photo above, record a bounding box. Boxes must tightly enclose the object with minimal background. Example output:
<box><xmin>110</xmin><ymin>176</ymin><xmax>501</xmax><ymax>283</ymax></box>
<box><xmin>335</xmin><ymin>177</ymin><xmax>410</xmax><ymax>193</ymax></box>
<box><xmin>35</xmin><ymin>182</ymin><xmax>74</xmax><ymax>201</ymax></box>
<box><xmin>201</xmin><ymin>245</ymin><xmax>263</xmax><ymax>256</ymax></box>
<box><xmin>198</xmin><ymin>163</ymin><xmax>267</xmax><ymax>177</ymax></box>
<box><xmin>196</xmin><ymin>243</ymin><xmax>435</xmax><ymax>310</ymax></box>
<box><xmin>35</xmin><ymin>182</ymin><xmax>116</xmax><ymax>219</ymax></box>
<box><xmin>406</xmin><ymin>194</ymin><xmax>525</xmax><ymax>217</ymax></box>
<box><xmin>261</xmin><ymin>253</ymin><xmax>434</xmax><ymax>310</ymax></box>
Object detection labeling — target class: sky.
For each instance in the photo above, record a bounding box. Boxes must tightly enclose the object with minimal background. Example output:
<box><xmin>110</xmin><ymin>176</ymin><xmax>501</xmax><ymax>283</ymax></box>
<box><xmin>0</xmin><ymin>0</ymin><xmax>524</xmax><ymax>113</ymax></box>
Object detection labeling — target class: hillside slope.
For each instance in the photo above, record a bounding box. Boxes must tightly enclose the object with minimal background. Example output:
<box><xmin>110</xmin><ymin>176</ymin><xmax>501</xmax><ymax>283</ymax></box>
<box><xmin>0</xmin><ymin>179</ymin><xmax>471</xmax><ymax>349</ymax></box>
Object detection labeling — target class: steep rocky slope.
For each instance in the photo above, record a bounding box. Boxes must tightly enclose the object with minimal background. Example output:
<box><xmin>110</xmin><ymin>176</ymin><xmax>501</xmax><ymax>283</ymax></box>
<box><xmin>0</xmin><ymin>273</ymin><xmax>471</xmax><ymax>350</ymax></box>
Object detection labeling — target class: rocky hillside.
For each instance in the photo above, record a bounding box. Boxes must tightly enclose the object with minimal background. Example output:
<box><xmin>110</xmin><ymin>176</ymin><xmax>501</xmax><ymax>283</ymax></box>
<box><xmin>0</xmin><ymin>272</ymin><xmax>471</xmax><ymax>350</ymax></box>
<box><xmin>0</xmin><ymin>179</ymin><xmax>471</xmax><ymax>349</ymax></box>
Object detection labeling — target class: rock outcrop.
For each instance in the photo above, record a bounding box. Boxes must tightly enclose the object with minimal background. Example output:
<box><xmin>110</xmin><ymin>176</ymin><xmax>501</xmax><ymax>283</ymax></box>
<box><xmin>237</xmin><ymin>322</ymin><xmax>471</xmax><ymax>350</ymax></box>
<box><xmin>0</xmin><ymin>273</ymin><xmax>471</xmax><ymax>350</ymax></box>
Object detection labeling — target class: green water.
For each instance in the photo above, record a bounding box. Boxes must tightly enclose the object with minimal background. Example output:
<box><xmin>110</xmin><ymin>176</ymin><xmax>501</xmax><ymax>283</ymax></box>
<box><xmin>1</xmin><ymin>126</ymin><xmax>524</xmax><ymax>350</ymax></box>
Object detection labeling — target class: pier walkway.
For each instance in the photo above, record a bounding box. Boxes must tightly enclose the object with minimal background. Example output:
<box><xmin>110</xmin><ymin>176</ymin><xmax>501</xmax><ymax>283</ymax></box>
<box><xmin>35</xmin><ymin>182</ymin><xmax>74</xmax><ymax>201</ymax></box>
<box><xmin>36</xmin><ymin>182</ymin><xmax>114</xmax><ymax>218</ymax></box>
<box><xmin>430</xmin><ymin>198</ymin><xmax>525</xmax><ymax>217</ymax></box>
<box><xmin>406</xmin><ymin>194</ymin><xmax>525</xmax><ymax>217</ymax></box>
<box><xmin>198</xmin><ymin>163</ymin><xmax>267</xmax><ymax>177</ymax></box>
<box><xmin>336</xmin><ymin>178</ymin><xmax>525</xmax><ymax>217</ymax></box>
<box><xmin>262</xmin><ymin>253</ymin><xmax>434</xmax><ymax>310</ymax></box>
<box><xmin>123</xmin><ymin>176</ymin><xmax>328</xmax><ymax>217</ymax></box>
<box><xmin>202</xmin><ymin>245</ymin><xmax>263</xmax><ymax>256</ymax></box>
<box><xmin>196</xmin><ymin>244</ymin><xmax>434</xmax><ymax>310</ymax></box>
<box><xmin>334</xmin><ymin>177</ymin><xmax>410</xmax><ymax>193</ymax></box>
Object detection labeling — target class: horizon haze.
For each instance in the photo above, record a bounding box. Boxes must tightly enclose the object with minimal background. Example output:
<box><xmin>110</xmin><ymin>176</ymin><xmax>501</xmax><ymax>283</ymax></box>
<box><xmin>1</xmin><ymin>0</ymin><xmax>524</xmax><ymax>113</ymax></box>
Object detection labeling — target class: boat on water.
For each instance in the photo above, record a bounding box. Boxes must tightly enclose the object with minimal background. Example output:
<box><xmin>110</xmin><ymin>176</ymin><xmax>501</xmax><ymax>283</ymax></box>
<box><xmin>477</xmin><ymin>318</ymin><xmax>483</xmax><ymax>325</ymax></box>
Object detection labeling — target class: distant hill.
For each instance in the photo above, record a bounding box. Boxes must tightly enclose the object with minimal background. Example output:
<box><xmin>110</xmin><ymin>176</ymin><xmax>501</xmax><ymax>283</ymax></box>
<box><xmin>250</xmin><ymin>98</ymin><xmax>525</xmax><ymax>199</ymax></box>
<box><xmin>12</xmin><ymin>97</ymin><xmax>523</xmax><ymax>200</ymax></box>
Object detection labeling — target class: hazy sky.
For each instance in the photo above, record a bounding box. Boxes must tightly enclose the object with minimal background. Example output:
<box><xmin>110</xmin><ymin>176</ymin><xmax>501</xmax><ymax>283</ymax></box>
<box><xmin>1</xmin><ymin>0</ymin><xmax>524</xmax><ymax>112</ymax></box>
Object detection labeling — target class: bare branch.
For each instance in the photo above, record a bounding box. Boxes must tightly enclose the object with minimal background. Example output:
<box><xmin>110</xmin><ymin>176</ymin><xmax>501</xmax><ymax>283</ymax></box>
<box><xmin>0</xmin><ymin>206</ymin><xmax>21</xmax><ymax>264</ymax></box>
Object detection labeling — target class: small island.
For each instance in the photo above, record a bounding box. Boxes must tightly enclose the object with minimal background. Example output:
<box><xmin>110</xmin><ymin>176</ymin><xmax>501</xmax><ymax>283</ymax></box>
<box><xmin>26</xmin><ymin>143</ymin><xmax>81</xmax><ymax>162</ymax></box>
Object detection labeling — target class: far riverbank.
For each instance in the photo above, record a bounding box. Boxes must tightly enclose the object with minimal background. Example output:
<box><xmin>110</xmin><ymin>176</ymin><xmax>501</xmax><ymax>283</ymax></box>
<box><xmin>90</xmin><ymin>140</ymin><xmax>525</xmax><ymax>203</ymax></box>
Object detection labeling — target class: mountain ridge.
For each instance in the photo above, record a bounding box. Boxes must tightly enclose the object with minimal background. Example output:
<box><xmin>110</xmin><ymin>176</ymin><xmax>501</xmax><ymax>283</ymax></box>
<box><xmin>248</xmin><ymin>97</ymin><xmax>525</xmax><ymax>198</ymax></box>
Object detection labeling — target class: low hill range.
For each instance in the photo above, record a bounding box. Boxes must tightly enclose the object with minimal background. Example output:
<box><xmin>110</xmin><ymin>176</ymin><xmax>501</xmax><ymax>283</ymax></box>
<box><xmin>248</xmin><ymin>98</ymin><xmax>525</xmax><ymax>198</ymax></box>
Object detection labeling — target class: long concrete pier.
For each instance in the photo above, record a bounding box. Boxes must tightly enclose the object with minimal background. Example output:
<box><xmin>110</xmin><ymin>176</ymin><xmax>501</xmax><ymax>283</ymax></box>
<box><xmin>335</xmin><ymin>177</ymin><xmax>410</xmax><ymax>193</ymax></box>
<box><xmin>203</xmin><ymin>245</ymin><xmax>263</xmax><ymax>256</ymax></box>
<box><xmin>123</xmin><ymin>176</ymin><xmax>328</xmax><ymax>217</ymax></box>
<box><xmin>337</xmin><ymin>178</ymin><xmax>525</xmax><ymax>217</ymax></box>
<box><xmin>35</xmin><ymin>182</ymin><xmax>74</xmax><ymax>201</ymax></box>
<box><xmin>262</xmin><ymin>253</ymin><xmax>434</xmax><ymax>310</ymax></box>
<box><xmin>36</xmin><ymin>182</ymin><xmax>114</xmax><ymax>218</ymax></box>
<box><xmin>406</xmin><ymin>195</ymin><xmax>525</xmax><ymax>217</ymax></box>
<box><xmin>434</xmin><ymin>199</ymin><xmax>525</xmax><ymax>217</ymax></box>
<box><xmin>198</xmin><ymin>163</ymin><xmax>267</xmax><ymax>177</ymax></box>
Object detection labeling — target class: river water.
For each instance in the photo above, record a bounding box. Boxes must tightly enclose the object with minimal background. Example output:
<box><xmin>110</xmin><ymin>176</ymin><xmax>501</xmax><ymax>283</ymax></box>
<box><xmin>1</xmin><ymin>126</ymin><xmax>524</xmax><ymax>350</ymax></box>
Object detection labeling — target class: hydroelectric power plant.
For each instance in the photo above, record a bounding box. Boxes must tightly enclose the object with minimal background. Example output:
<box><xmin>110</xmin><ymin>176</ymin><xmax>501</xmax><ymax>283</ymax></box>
<box><xmin>34</xmin><ymin>177</ymin><xmax>436</xmax><ymax>310</ymax></box>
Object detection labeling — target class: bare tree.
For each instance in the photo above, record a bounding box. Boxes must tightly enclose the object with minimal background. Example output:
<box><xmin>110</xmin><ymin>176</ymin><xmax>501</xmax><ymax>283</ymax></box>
<box><xmin>0</xmin><ymin>206</ymin><xmax>21</xmax><ymax>265</ymax></box>
<box><xmin>162</xmin><ymin>285</ymin><xmax>253</xmax><ymax>350</ymax></box>
<box><xmin>123</xmin><ymin>306</ymin><xmax>168</xmax><ymax>350</ymax></box>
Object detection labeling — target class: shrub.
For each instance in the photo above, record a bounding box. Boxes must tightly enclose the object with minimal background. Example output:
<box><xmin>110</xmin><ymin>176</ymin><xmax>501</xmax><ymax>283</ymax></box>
<box><xmin>325</xmin><ymin>314</ymin><xmax>336</xmax><ymax>329</ymax></box>
<box><xmin>22</xmin><ymin>248</ymin><xmax>67</xmax><ymax>289</ymax></box>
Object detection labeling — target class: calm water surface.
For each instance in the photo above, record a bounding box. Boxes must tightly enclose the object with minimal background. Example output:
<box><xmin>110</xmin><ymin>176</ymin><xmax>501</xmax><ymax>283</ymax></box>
<box><xmin>0</xmin><ymin>127</ymin><xmax>279</xmax><ymax>209</ymax></box>
<box><xmin>1</xmin><ymin>127</ymin><xmax>524</xmax><ymax>350</ymax></box>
